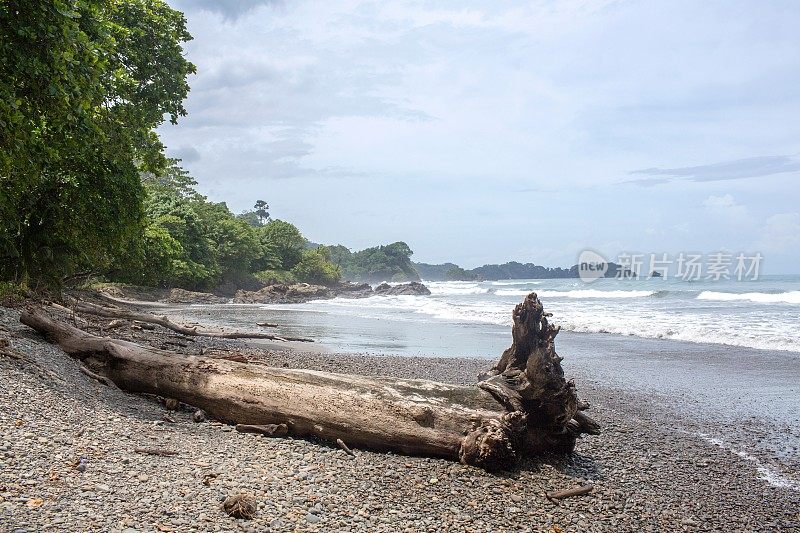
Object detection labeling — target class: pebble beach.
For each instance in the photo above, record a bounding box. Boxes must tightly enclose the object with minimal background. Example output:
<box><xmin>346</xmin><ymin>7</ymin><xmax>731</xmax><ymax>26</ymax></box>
<box><xmin>1</xmin><ymin>306</ymin><xmax>798</xmax><ymax>532</ymax></box>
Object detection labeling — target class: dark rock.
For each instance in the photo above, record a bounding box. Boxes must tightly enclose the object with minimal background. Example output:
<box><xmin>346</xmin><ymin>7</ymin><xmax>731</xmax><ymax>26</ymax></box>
<box><xmin>193</xmin><ymin>410</ymin><xmax>206</xmax><ymax>423</ymax></box>
<box><xmin>374</xmin><ymin>282</ymin><xmax>431</xmax><ymax>296</ymax></box>
<box><xmin>232</xmin><ymin>283</ymin><xmax>334</xmax><ymax>304</ymax></box>
<box><xmin>334</xmin><ymin>282</ymin><xmax>374</xmax><ymax>299</ymax></box>
<box><xmin>222</xmin><ymin>493</ymin><xmax>257</xmax><ymax>519</ymax></box>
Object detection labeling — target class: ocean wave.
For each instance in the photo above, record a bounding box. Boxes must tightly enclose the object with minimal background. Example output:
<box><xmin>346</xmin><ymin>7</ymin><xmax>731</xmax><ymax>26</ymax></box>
<box><xmin>311</xmin><ymin>294</ymin><xmax>509</xmax><ymax>325</ymax></box>
<box><xmin>699</xmin><ymin>434</ymin><xmax>800</xmax><ymax>491</ymax></box>
<box><xmin>554</xmin><ymin>309</ymin><xmax>800</xmax><ymax>352</ymax></box>
<box><xmin>697</xmin><ymin>291</ymin><xmax>800</xmax><ymax>304</ymax></box>
<box><xmin>489</xmin><ymin>280</ymin><xmax>543</xmax><ymax>286</ymax></box>
<box><xmin>495</xmin><ymin>289</ymin><xmax>656</xmax><ymax>299</ymax></box>
<box><xmin>426</xmin><ymin>282</ymin><xmax>491</xmax><ymax>295</ymax></box>
<box><xmin>308</xmin><ymin>289</ymin><xmax>800</xmax><ymax>352</ymax></box>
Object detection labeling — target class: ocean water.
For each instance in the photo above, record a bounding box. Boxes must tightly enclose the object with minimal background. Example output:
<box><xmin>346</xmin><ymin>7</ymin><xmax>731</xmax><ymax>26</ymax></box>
<box><xmin>172</xmin><ymin>275</ymin><xmax>800</xmax><ymax>490</ymax></box>
<box><xmin>279</xmin><ymin>275</ymin><xmax>800</xmax><ymax>354</ymax></box>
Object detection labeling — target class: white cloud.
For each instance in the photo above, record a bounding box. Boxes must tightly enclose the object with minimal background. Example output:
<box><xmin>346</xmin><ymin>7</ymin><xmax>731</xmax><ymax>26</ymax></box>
<box><xmin>156</xmin><ymin>0</ymin><xmax>800</xmax><ymax>270</ymax></box>
<box><xmin>759</xmin><ymin>213</ymin><xmax>800</xmax><ymax>254</ymax></box>
<box><xmin>701</xmin><ymin>194</ymin><xmax>751</xmax><ymax>225</ymax></box>
<box><xmin>702</xmin><ymin>194</ymin><xmax>737</xmax><ymax>208</ymax></box>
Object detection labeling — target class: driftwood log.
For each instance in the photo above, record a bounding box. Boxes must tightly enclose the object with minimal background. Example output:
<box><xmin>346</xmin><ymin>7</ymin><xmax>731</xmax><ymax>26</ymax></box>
<box><xmin>20</xmin><ymin>292</ymin><xmax>598</xmax><ymax>470</ymax></box>
<box><xmin>61</xmin><ymin>298</ymin><xmax>312</xmax><ymax>342</ymax></box>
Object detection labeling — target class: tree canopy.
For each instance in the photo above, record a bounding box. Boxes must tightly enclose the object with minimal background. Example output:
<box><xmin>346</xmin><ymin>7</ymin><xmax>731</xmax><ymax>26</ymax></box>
<box><xmin>0</xmin><ymin>0</ymin><xmax>196</xmax><ymax>287</ymax></box>
<box><xmin>0</xmin><ymin>1</ymin><xmax>345</xmax><ymax>293</ymax></box>
<box><xmin>330</xmin><ymin>242</ymin><xmax>420</xmax><ymax>283</ymax></box>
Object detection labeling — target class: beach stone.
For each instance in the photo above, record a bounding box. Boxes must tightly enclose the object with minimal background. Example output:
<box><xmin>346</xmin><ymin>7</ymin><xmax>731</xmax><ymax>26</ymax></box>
<box><xmin>1</xmin><ymin>305</ymin><xmax>798</xmax><ymax>533</ymax></box>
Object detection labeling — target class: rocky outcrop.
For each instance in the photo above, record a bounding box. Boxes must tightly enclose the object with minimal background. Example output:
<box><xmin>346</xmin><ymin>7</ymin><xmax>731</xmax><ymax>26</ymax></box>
<box><xmin>163</xmin><ymin>288</ymin><xmax>227</xmax><ymax>304</ymax></box>
<box><xmin>374</xmin><ymin>281</ymin><xmax>432</xmax><ymax>296</ymax></box>
<box><xmin>233</xmin><ymin>283</ymin><xmax>334</xmax><ymax>304</ymax></box>
<box><xmin>334</xmin><ymin>282</ymin><xmax>375</xmax><ymax>299</ymax></box>
<box><xmin>232</xmin><ymin>281</ymin><xmax>431</xmax><ymax>304</ymax></box>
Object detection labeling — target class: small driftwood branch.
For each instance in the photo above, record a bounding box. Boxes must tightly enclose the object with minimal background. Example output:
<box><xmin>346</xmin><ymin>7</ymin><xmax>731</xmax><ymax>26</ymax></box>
<box><xmin>336</xmin><ymin>438</ymin><xmax>356</xmax><ymax>457</ymax></box>
<box><xmin>79</xmin><ymin>365</ymin><xmax>118</xmax><ymax>388</ymax></box>
<box><xmin>256</xmin><ymin>322</ymin><xmax>278</xmax><ymax>328</ymax></box>
<box><xmin>545</xmin><ymin>483</ymin><xmax>594</xmax><ymax>504</ymax></box>
<box><xmin>235</xmin><ymin>423</ymin><xmax>289</xmax><ymax>437</ymax></box>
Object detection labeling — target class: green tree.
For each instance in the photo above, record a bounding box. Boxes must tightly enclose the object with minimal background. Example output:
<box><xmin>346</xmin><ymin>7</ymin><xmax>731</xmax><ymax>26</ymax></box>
<box><xmin>237</xmin><ymin>211</ymin><xmax>262</xmax><ymax>228</ymax></box>
<box><xmin>445</xmin><ymin>266</ymin><xmax>476</xmax><ymax>281</ymax></box>
<box><xmin>259</xmin><ymin>220</ymin><xmax>306</xmax><ymax>271</ymax></box>
<box><xmin>192</xmin><ymin>201</ymin><xmax>263</xmax><ymax>287</ymax></box>
<box><xmin>0</xmin><ymin>0</ymin><xmax>195</xmax><ymax>287</ymax></box>
<box><xmin>253</xmin><ymin>200</ymin><xmax>269</xmax><ymax>224</ymax></box>
<box><xmin>334</xmin><ymin>241</ymin><xmax>419</xmax><ymax>283</ymax></box>
<box><xmin>291</xmin><ymin>246</ymin><xmax>341</xmax><ymax>285</ymax></box>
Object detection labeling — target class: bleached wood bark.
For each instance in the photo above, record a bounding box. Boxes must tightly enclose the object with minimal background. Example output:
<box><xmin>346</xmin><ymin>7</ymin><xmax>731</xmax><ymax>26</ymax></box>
<box><xmin>21</xmin><ymin>292</ymin><xmax>598</xmax><ymax>470</ymax></box>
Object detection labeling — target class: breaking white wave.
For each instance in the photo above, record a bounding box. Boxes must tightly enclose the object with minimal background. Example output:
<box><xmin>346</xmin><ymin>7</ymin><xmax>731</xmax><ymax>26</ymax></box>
<box><xmin>497</xmin><ymin>289</ymin><xmax>656</xmax><ymax>298</ymax></box>
<box><xmin>306</xmin><ymin>292</ymin><xmax>800</xmax><ymax>351</ymax></box>
<box><xmin>312</xmin><ymin>295</ymin><xmax>509</xmax><ymax>326</ymax></box>
<box><xmin>553</xmin><ymin>308</ymin><xmax>799</xmax><ymax>352</ymax></box>
<box><xmin>426</xmin><ymin>282</ymin><xmax>491</xmax><ymax>296</ymax></box>
<box><xmin>699</xmin><ymin>434</ymin><xmax>800</xmax><ymax>491</ymax></box>
<box><xmin>489</xmin><ymin>280</ymin><xmax>543</xmax><ymax>286</ymax></box>
<box><xmin>697</xmin><ymin>290</ymin><xmax>800</xmax><ymax>304</ymax></box>
<box><xmin>253</xmin><ymin>276</ymin><xmax>800</xmax><ymax>353</ymax></box>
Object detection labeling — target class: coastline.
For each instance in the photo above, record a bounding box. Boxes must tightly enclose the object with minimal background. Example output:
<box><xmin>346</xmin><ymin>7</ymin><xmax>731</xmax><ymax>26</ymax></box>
<box><xmin>1</xmin><ymin>305</ymin><xmax>798</xmax><ymax>531</ymax></box>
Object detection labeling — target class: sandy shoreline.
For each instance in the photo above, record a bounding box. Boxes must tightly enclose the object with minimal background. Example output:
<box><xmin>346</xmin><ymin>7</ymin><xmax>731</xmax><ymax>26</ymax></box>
<box><xmin>1</xmin><ymin>305</ymin><xmax>798</xmax><ymax>531</ymax></box>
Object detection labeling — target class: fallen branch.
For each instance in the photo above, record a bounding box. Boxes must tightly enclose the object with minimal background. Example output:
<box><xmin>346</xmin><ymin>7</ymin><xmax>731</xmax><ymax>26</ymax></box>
<box><xmin>0</xmin><ymin>339</ymin><xmax>23</xmax><ymax>361</ymax></box>
<box><xmin>336</xmin><ymin>438</ymin><xmax>356</xmax><ymax>457</ymax></box>
<box><xmin>545</xmin><ymin>483</ymin><xmax>594</xmax><ymax>504</ymax></box>
<box><xmin>95</xmin><ymin>291</ymin><xmax>170</xmax><ymax>308</ymax></box>
<box><xmin>79</xmin><ymin>364</ymin><xmax>118</xmax><ymax>388</ymax></box>
<box><xmin>50</xmin><ymin>303</ymin><xmax>88</xmax><ymax>327</ymax></box>
<box><xmin>61</xmin><ymin>298</ymin><xmax>313</xmax><ymax>342</ymax></box>
<box><xmin>235</xmin><ymin>423</ymin><xmax>289</xmax><ymax>437</ymax></box>
<box><xmin>256</xmin><ymin>322</ymin><xmax>278</xmax><ymax>328</ymax></box>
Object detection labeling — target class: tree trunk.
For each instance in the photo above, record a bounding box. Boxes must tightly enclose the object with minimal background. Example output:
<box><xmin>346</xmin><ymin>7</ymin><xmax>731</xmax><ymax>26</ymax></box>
<box><xmin>20</xmin><ymin>292</ymin><xmax>598</xmax><ymax>470</ymax></box>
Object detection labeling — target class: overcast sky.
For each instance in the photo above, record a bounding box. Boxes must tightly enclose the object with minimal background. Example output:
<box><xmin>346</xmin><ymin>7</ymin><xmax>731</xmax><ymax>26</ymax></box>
<box><xmin>161</xmin><ymin>0</ymin><xmax>800</xmax><ymax>273</ymax></box>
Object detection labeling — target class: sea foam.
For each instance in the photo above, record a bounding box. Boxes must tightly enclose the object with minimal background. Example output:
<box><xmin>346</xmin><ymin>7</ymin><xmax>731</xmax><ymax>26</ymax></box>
<box><xmin>699</xmin><ymin>434</ymin><xmax>800</xmax><ymax>491</ymax></box>
<box><xmin>496</xmin><ymin>289</ymin><xmax>656</xmax><ymax>298</ymax></box>
<box><xmin>697</xmin><ymin>290</ymin><xmax>800</xmax><ymax>304</ymax></box>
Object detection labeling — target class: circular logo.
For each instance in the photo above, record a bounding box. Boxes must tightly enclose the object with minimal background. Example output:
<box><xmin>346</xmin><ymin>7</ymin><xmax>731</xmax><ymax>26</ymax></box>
<box><xmin>577</xmin><ymin>250</ymin><xmax>608</xmax><ymax>282</ymax></box>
